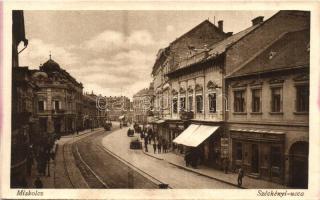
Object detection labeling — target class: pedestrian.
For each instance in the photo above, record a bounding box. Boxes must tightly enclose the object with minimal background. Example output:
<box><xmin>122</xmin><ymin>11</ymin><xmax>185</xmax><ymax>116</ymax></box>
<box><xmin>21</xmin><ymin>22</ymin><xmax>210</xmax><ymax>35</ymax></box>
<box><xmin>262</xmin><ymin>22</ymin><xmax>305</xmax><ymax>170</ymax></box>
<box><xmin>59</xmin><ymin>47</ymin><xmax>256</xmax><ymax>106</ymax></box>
<box><xmin>157</xmin><ymin>142</ymin><xmax>162</xmax><ymax>153</ymax></box>
<box><xmin>237</xmin><ymin>167</ymin><xmax>244</xmax><ymax>187</ymax></box>
<box><xmin>163</xmin><ymin>141</ymin><xmax>168</xmax><ymax>153</ymax></box>
<box><xmin>153</xmin><ymin>142</ymin><xmax>157</xmax><ymax>154</ymax></box>
<box><xmin>144</xmin><ymin>137</ymin><xmax>148</xmax><ymax>152</ymax></box>
<box><xmin>185</xmin><ymin>152</ymin><xmax>191</xmax><ymax>167</ymax></box>
<box><xmin>34</xmin><ymin>176</ymin><xmax>43</xmax><ymax>188</ymax></box>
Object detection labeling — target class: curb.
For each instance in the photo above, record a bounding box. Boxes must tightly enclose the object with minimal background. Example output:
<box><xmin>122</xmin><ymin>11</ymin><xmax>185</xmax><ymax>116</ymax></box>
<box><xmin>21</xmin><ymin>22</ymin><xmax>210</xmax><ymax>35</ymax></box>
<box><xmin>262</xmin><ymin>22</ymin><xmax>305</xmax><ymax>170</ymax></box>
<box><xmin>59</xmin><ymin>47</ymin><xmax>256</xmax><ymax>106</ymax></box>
<box><xmin>142</xmin><ymin>149</ymin><xmax>244</xmax><ymax>189</ymax></box>
<box><xmin>168</xmin><ymin>161</ymin><xmax>245</xmax><ymax>189</ymax></box>
<box><xmin>100</xmin><ymin>145</ymin><xmax>172</xmax><ymax>189</ymax></box>
<box><xmin>142</xmin><ymin>151</ymin><xmax>164</xmax><ymax>161</ymax></box>
<box><xmin>61</xmin><ymin>128</ymin><xmax>103</xmax><ymax>138</ymax></box>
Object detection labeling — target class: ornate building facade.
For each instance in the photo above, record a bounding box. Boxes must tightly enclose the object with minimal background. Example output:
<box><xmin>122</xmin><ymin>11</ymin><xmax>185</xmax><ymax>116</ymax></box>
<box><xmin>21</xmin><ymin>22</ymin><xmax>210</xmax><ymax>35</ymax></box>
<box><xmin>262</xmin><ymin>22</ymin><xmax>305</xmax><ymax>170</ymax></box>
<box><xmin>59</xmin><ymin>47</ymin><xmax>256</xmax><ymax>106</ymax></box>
<box><xmin>31</xmin><ymin>57</ymin><xmax>84</xmax><ymax>135</ymax></box>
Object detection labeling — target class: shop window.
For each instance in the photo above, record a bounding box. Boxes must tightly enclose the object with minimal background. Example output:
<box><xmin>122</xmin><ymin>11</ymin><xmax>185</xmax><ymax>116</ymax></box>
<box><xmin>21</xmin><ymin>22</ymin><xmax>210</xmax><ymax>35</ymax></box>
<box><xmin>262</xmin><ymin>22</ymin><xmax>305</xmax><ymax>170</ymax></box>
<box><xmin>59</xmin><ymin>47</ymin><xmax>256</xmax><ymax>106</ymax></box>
<box><xmin>180</xmin><ymin>97</ymin><xmax>186</xmax><ymax>111</ymax></box>
<box><xmin>196</xmin><ymin>95</ymin><xmax>203</xmax><ymax>113</ymax></box>
<box><xmin>252</xmin><ymin>89</ymin><xmax>261</xmax><ymax>112</ymax></box>
<box><xmin>234</xmin><ymin>90</ymin><xmax>246</xmax><ymax>112</ymax></box>
<box><xmin>236</xmin><ymin>142</ymin><xmax>243</xmax><ymax>160</ymax></box>
<box><xmin>296</xmin><ymin>85</ymin><xmax>309</xmax><ymax>112</ymax></box>
<box><xmin>188</xmin><ymin>96</ymin><xmax>193</xmax><ymax>111</ymax></box>
<box><xmin>271</xmin><ymin>87</ymin><xmax>282</xmax><ymax>112</ymax></box>
<box><xmin>209</xmin><ymin>93</ymin><xmax>217</xmax><ymax>113</ymax></box>
<box><xmin>270</xmin><ymin>146</ymin><xmax>281</xmax><ymax>177</ymax></box>
<box><xmin>173</xmin><ymin>98</ymin><xmax>178</xmax><ymax>113</ymax></box>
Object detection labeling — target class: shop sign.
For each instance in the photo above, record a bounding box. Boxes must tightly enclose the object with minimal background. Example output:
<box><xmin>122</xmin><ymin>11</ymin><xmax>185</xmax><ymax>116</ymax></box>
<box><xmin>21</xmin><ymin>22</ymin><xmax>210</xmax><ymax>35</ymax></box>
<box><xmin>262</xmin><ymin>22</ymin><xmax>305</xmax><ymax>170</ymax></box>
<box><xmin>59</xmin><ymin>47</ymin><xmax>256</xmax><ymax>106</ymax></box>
<box><xmin>221</xmin><ymin>138</ymin><xmax>229</xmax><ymax>158</ymax></box>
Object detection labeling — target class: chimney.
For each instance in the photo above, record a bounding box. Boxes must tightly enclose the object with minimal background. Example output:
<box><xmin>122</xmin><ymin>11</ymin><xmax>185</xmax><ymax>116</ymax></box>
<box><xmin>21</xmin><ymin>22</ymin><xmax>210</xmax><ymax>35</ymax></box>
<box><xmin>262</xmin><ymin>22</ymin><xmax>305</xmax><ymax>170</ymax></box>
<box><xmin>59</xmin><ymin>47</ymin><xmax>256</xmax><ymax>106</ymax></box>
<box><xmin>251</xmin><ymin>16</ymin><xmax>264</xmax><ymax>26</ymax></box>
<box><xmin>218</xmin><ymin>20</ymin><xmax>223</xmax><ymax>32</ymax></box>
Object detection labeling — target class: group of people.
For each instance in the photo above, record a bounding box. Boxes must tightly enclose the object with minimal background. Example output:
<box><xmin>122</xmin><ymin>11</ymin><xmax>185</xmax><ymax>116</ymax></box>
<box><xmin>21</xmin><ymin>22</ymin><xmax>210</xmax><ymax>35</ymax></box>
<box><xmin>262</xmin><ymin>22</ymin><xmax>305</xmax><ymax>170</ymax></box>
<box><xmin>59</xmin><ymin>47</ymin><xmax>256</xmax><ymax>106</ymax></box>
<box><xmin>25</xmin><ymin>135</ymin><xmax>57</xmax><ymax>188</ymax></box>
<box><xmin>152</xmin><ymin>139</ymin><xmax>168</xmax><ymax>154</ymax></box>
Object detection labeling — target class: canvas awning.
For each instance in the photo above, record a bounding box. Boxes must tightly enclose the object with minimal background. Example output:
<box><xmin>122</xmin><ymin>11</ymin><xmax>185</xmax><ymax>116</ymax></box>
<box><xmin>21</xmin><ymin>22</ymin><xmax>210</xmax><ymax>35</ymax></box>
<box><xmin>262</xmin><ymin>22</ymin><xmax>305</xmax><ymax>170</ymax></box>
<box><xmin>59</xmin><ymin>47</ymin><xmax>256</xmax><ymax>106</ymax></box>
<box><xmin>119</xmin><ymin>115</ymin><xmax>125</xmax><ymax>120</ymax></box>
<box><xmin>173</xmin><ymin>124</ymin><xmax>200</xmax><ymax>145</ymax></box>
<box><xmin>173</xmin><ymin>124</ymin><xmax>219</xmax><ymax>147</ymax></box>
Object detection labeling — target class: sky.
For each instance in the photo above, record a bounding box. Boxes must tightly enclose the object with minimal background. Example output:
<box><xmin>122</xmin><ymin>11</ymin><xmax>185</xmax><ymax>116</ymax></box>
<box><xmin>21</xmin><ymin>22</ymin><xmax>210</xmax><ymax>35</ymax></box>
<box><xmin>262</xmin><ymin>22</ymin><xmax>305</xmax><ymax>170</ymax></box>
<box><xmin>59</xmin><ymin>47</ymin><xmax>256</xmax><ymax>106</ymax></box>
<box><xmin>19</xmin><ymin>10</ymin><xmax>277</xmax><ymax>99</ymax></box>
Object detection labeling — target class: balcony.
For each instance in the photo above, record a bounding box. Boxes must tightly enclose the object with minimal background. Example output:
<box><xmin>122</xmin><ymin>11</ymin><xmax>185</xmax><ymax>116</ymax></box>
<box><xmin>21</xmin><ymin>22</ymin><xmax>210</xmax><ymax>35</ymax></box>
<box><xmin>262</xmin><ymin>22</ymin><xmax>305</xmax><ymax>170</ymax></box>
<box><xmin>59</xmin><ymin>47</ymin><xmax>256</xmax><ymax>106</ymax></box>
<box><xmin>179</xmin><ymin>110</ymin><xmax>194</xmax><ymax>120</ymax></box>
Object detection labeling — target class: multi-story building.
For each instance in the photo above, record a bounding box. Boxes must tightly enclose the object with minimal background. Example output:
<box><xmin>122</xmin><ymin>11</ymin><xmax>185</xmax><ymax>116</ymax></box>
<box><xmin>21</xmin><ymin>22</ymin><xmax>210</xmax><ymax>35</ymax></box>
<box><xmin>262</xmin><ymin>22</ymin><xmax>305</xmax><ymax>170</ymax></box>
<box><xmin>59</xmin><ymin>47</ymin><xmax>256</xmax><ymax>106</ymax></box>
<box><xmin>133</xmin><ymin>83</ymin><xmax>154</xmax><ymax>124</ymax></box>
<box><xmin>82</xmin><ymin>92</ymin><xmax>105</xmax><ymax>129</ymax></box>
<box><xmin>151</xmin><ymin>11</ymin><xmax>310</xmax><ymax>188</ymax></box>
<box><xmin>31</xmin><ymin>57</ymin><xmax>84</xmax><ymax>135</ymax></box>
<box><xmin>11</xmin><ymin>10</ymin><xmax>35</xmax><ymax>188</ymax></box>
<box><xmin>224</xmin><ymin>11</ymin><xmax>309</xmax><ymax>187</ymax></box>
<box><xmin>105</xmin><ymin>96</ymin><xmax>131</xmax><ymax>121</ymax></box>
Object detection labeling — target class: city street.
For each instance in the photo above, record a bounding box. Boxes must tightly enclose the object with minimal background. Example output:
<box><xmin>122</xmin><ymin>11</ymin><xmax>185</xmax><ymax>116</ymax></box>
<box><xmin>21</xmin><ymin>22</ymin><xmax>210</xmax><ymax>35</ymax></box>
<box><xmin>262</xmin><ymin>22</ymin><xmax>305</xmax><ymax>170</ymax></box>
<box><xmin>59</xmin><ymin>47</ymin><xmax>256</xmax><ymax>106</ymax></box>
<box><xmin>101</xmin><ymin>126</ymin><xmax>237</xmax><ymax>189</ymax></box>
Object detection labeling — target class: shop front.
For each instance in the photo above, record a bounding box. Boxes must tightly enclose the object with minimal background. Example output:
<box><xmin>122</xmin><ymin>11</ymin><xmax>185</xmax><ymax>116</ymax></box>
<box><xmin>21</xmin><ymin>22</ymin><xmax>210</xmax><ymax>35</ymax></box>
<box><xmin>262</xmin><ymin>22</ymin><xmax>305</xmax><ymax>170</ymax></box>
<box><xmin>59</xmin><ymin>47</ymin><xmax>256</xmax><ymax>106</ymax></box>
<box><xmin>173</xmin><ymin>123</ymin><xmax>223</xmax><ymax>168</ymax></box>
<box><xmin>230</xmin><ymin>128</ymin><xmax>285</xmax><ymax>184</ymax></box>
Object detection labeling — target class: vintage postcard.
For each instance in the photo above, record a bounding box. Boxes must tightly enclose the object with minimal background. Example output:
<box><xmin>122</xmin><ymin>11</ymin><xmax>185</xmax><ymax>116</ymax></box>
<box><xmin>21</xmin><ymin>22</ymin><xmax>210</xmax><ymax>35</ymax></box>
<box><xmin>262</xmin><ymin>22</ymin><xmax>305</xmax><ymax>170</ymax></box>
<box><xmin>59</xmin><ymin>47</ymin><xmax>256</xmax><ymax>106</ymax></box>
<box><xmin>0</xmin><ymin>1</ymin><xmax>319</xmax><ymax>199</ymax></box>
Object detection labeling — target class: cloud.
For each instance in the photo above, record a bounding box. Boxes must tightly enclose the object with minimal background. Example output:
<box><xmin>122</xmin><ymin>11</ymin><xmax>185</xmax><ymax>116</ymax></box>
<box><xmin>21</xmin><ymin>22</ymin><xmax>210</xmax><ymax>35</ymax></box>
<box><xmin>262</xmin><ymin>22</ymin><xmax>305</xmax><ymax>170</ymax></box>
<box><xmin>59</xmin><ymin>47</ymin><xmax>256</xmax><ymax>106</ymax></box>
<box><xmin>19</xmin><ymin>38</ymin><xmax>78</xmax><ymax>69</ymax></box>
<box><xmin>83</xmin><ymin>30</ymin><xmax>125</xmax><ymax>51</ymax></box>
<box><xmin>84</xmin><ymin>29</ymin><xmax>157</xmax><ymax>52</ymax></box>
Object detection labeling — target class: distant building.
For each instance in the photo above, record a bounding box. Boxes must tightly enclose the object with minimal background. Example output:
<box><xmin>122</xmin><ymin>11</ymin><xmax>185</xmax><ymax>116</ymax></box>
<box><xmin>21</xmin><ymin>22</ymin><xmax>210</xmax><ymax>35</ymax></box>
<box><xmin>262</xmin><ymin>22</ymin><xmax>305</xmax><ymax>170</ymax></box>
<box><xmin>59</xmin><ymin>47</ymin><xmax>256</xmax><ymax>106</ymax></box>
<box><xmin>133</xmin><ymin>83</ymin><xmax>154</xmax><ymax>124</ymax></box>
<box><xmin>105</xmin><ymin>96</ymin><xmax>131</xmax><ymax>121</ymax></box>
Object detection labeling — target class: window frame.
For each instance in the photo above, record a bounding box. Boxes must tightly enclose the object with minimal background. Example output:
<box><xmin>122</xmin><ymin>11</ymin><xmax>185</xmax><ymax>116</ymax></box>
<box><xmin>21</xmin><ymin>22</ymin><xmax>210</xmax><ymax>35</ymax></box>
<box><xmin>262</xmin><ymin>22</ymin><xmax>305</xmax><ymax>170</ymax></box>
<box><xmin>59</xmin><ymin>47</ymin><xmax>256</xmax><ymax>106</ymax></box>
<box><xmin>208</xmin><ymin>92</ymin><xmax>217</xmax><ymax>113</ymax></box>
<box><xmin>172</xmin><ymin>97</ymin><xmax>178</xmax><ymax>114</ymax></box>
<box><xmin>270</xmin><ymin>86</ymin><xmax>283</xmax><ymax>113</ymax></box>
<box><xmin>251</xmin><ymin>88</ymin><xmax>262</xmax><ymax>113</ymax></box>
<box><xmin>295</xmin><ymin>84</ymin><xmax>309</xmax><ymax>113</ymax></box>
<box><xmin>233</xmin><ymin>89</ymin><xmax>246</xmax><ymax>113</ymax></box>
<box><xmin>196</xmin><ymin>94</ymin><xmax>203</xmax><ymax>113</ymax></box>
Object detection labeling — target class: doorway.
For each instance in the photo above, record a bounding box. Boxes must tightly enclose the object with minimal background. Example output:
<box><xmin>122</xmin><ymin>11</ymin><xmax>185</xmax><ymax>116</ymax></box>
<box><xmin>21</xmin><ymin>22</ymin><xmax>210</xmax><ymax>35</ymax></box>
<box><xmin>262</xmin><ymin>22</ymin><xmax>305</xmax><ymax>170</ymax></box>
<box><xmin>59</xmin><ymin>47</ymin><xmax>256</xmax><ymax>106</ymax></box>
<box><xmin>251</xmin><ymin>144</ymin><xmax>259</xmax><ymax>173</ymax></box>
<box><xmin>289</xmin><ymin>141</ymin><xmax>308</xmax><ymax>188</ymax></box>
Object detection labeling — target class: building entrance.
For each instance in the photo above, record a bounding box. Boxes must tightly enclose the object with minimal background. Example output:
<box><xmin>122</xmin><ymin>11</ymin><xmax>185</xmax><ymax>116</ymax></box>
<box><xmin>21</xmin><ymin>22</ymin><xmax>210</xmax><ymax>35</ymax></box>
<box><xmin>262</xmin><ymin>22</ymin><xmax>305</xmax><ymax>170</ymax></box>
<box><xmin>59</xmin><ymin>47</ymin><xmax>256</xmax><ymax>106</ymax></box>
<box><xmin>251</xmin><ymin>144</ymin><xmax>259</xmax><ymax>173</ymax></box>
<box><xmin>289</xmin><ymin>141</ymin><xmax>308</xmax><ymax>188</ymax></box>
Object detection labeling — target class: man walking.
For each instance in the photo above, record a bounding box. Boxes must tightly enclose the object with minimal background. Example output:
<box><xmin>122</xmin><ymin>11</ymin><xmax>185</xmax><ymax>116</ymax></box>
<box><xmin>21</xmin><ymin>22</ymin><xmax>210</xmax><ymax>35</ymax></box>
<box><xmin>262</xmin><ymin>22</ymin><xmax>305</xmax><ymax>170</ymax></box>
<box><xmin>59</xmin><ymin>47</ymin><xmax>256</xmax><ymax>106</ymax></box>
<box><xmin>157</xmin><ymin>141</ymin><xmax>162</xmax><ymax>153</ymax></box>
<box><xmin>144</xmin><ymin>136</ymin><xmax>148</xmax><ymax>152</ymax></box>
<box><xmin>153</xmin><ymin>142</ymin><xmax>157</xmax><ymax>154</ymax></box>
<box><xmin>237</xmin><ymin>167</ymin><xmax>244</xmax><ymax>187</ymax></box>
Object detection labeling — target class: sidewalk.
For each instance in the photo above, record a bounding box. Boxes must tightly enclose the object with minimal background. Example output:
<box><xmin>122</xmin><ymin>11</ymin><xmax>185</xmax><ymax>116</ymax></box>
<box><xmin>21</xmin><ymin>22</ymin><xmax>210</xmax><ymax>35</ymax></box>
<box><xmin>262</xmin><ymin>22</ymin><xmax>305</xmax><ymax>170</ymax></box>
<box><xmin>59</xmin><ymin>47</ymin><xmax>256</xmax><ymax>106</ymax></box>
<box><xmin>26</xmin><ymin>156</ymin><xmax>55</xmax><ymax>188</ymax></box>
<box><xmin>101</xmin><ymin>128</ymin><xmax>237</xmax><ymax>189</ymax></box>
<box><xmin>143</xmin><ymin>142</ymin><xmax>290</xmax><ymax>189</ymax></box>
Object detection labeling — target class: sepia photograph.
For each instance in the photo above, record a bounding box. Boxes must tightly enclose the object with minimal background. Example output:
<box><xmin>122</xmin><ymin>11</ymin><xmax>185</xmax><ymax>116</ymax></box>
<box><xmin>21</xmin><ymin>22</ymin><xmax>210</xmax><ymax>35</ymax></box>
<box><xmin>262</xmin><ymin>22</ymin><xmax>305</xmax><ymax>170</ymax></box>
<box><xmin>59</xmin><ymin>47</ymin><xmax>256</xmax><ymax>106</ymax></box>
<box><xmin>1</xmin><ymin>1</ymin><xmax>319</xmax><ymax>199</ymax></box>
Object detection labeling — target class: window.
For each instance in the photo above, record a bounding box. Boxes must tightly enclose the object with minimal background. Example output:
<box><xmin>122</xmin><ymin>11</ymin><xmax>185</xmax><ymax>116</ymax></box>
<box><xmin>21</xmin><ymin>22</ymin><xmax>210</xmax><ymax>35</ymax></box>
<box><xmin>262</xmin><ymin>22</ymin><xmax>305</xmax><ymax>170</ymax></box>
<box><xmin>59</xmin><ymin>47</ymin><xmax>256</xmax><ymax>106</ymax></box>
<box><xmin>235</xmin><ymin>142</ymin><xmax>243</xmax><ymax>160</ymax></box>
<box><xmin>234</xmin><ymin>90</ymin><xmax>245</xmax><ymax>112</ymax></box>
<box><xmin>54</xmin><ymin>101</ymin><xmax>60</xmax><ymax>110</ymax></box>
<box><xmin>209</xmin><ymin>93</ymin><xmax>217</xmax><ymax>113</ymax></box>
<box><xmin>173</xmin><ymin>98</ymin><xmax>178</xmax><ymax>113</ymax></box>
<box><xmin>196</xmin><ymin>95</ymin><xmax>203</xmax><ymax>113</ymax></box>
<box><xmin>38</xmin><ymin>101</ymin><xmax>44</xmax><ymax>112</ymax></box>
<box><xmin>252</xmin><ymin>89</ymin><xmax>261</xmax><ymax>112</ymax></box>
<box><xmin>180</xmin><ymin>97</ymin><xmax>186</xmax><ymax>111</ymax></box>
<box><xmin>271</xmin><ymin>87</ymin><xmax>282</xmax><ymax>112</ymax></box>
<box><xmin>296</xmin><ymin>85</ymin><xmax>309</xmax><ymax>112</ymax></box>
<box><xmin>188</xmin><ymin>96</ymin><xmax>193</xmax><ymax>111</ymax></box>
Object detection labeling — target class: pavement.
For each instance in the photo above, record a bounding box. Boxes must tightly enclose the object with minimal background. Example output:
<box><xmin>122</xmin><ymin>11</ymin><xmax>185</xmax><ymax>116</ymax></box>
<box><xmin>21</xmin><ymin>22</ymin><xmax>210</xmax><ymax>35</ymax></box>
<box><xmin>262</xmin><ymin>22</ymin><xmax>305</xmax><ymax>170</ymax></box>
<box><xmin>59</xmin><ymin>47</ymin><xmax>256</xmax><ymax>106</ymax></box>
<box><xmin>25</xmin><ymin>128</ymin><xmax>101</xmax><ymax>188</ymax></box>
<box><xmin>101</xmin><ymin>127</ymin><xmax>237</xmax><ymax>189</ymax></box>
<box><xmin>143</xmin><ymin>143</ymin><xmax>290</xmax><ymax>189</ymax></box>
<box><xmin>102</xmin><ymin>127</ymin><xmax>290</xmax><ymax>189</ymax></box>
